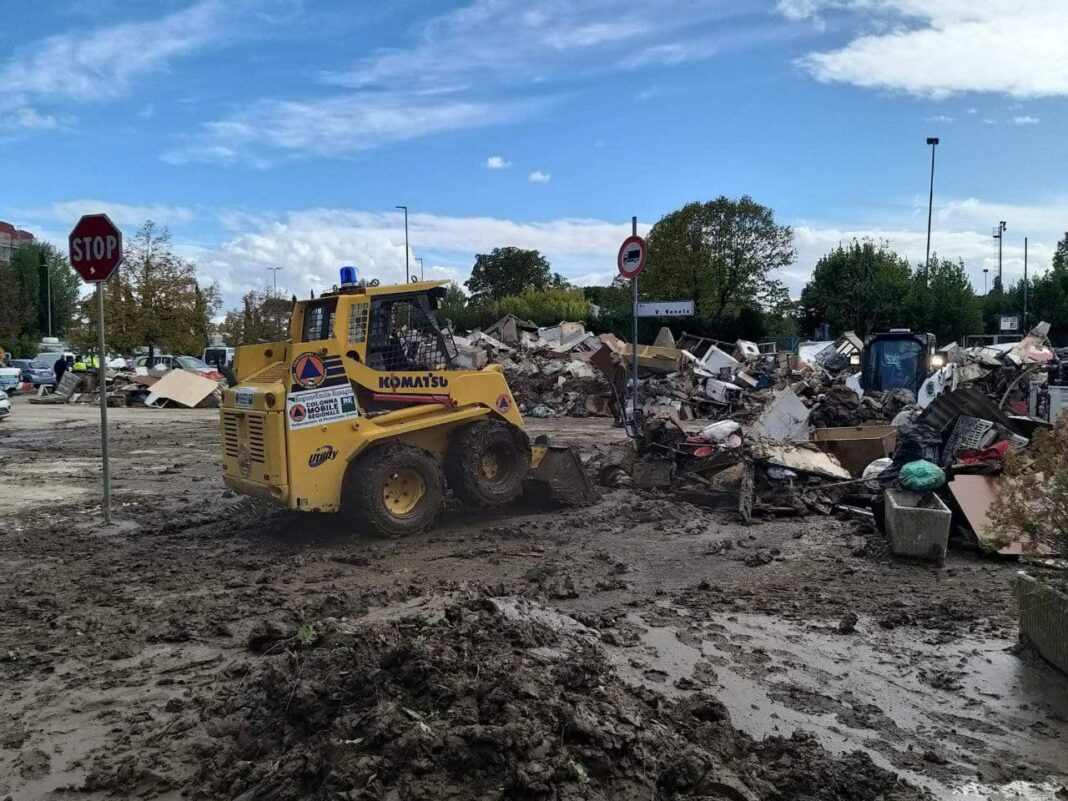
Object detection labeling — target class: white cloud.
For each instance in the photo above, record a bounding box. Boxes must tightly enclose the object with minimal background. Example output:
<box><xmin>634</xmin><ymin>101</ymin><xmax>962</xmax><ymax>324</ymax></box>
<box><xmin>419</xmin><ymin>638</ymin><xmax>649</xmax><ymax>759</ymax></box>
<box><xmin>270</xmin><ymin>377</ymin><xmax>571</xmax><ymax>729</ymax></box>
<box><xmin>791</xmin><ymin>2</ymin><xmax>1068</xmax><ymax>98</ymax></box>
<box><xmin>925</xmin><ymin>114</ymin><xmax>954</xmax><ymax>123</ymax></box>
<box><xmin>484</xmin><ymin>155</ymin><xmax>511</xmax><ymax>170</ymax></box>
<box><xmin>324</xmin><ymin>1</ymin><xmax>732</xmax><ymax>91</ymax></box>
<box><xmin>620</xmin><ymin>38</ymin><xmax>719</xmax><ymax>69</ymax></box>
<box><xmin>186</xmin><ymin>208</ymin><xmax>646</xmax><ymax>306</ymax></box>
<box><xmin>164</xmin><ymin>0</ymin><xmax>746</xmax><ymax>164</ymax></box>
<box><xmin>0</xmin><ymin>1</ymin><xmax>225</xmax><ymax>105</ymax></box>
<box><xmin>12</xmin><ymin>107</ymin><xmax>61</xmax><ymax>130</ymax></box>
<box><xmin>164</xmin><ymin>95</ymin><xmax>531</xmax><ymax>166</ymax></box>
<box><xmin>529</xmin><ymin>170</ymin><xmax>552</xmax><ymax>183</ymax></box>
<box><xmin>1011</xmin><ymin>115</ymin><xmax>1040</xmax><ymax>125</ymax></box>
<box><xmin>19</xmin><ymin>200</ymin><xmax>195</xmax><ymax>228</ymax></box>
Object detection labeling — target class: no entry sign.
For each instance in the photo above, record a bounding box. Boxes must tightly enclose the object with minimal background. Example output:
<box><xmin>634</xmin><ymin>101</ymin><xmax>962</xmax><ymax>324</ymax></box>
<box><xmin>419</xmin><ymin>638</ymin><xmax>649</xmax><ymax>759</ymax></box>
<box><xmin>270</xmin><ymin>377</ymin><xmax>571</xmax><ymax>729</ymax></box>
<box><xmin>69</xmin><ymin>214</ymin><xmax>123</xmax><ymax>283</ymax></box>
<box><xmin>617</xmin><ymin>234</ymin><xmax>647</xmax><ymax>280</ymax></box>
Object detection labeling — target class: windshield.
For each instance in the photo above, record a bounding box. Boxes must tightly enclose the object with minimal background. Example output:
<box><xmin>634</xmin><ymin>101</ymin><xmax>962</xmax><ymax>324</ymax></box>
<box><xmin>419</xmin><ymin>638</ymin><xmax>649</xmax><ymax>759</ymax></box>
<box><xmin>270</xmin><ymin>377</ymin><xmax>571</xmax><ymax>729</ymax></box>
<box><xmin>177</xmin><ymin>356</ymin><xmax>210</xmax><ymax>369</ymax></box>
<box><xmin>30</xmin><ymin>360</ymin><xmax>48</xmax><ymax>369</ymax></box>
<box><xmin>863</xmin><ymin>338</ymin><xmax>924</xmax><ymax>392</ymax></box>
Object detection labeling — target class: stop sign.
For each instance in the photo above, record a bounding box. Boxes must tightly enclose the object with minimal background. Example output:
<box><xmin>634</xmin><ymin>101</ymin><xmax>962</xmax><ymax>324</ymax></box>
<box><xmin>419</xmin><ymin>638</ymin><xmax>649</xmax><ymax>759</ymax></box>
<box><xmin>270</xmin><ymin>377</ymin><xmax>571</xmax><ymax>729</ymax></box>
<box><xmin>69</xmin><ymin>214</ymin><xmax>123</xmax><ymax>283</ymax></box>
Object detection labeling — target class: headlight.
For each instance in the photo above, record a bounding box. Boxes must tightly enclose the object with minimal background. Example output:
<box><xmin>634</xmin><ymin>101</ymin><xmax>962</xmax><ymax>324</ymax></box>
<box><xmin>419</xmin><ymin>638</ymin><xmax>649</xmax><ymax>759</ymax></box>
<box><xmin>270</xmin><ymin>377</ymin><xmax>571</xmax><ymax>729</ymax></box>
<box><xmin>930</xmin><ymin>354</ymin><xmax>946</xmax><ymax>368</ymax></box>
<box><xmin>849</xmin><ymin>354</ymin><xmax>861</xmax><ymax>367</ymax></box>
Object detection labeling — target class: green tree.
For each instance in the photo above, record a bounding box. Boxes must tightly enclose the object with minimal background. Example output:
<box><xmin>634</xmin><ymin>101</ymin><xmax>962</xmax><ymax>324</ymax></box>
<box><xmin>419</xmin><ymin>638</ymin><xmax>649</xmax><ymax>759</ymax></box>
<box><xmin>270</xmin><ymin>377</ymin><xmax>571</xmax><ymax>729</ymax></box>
<box><xmin>799</xmin><ymin>239</ymin><xmax>912</xmax><ymax>336</ymax></box>
<box><xmin>465</xmin><ymin>247</ymin><xmax>551</xmax><ymax>303</ymax></box>
<box><xmin>438</xmin><ymin>281</ymin><xmax>468</xmax><ymax>327</ymax></box>
<box><xmin>0</xmin><ymin>242</ymin><xmax>81</xmax><ymax>356</ymax></box>
<box><xmin>582</xmin><ymin>278</ymin><xmax>630</xmax><ymax>314</ymax></box>
<box><xmin>218</xmin><ymin>289</ymin><xmax>292</xmax><ymax>345</ymax></box>
<box><xmin>642</xmin><ymin>196</ymin><xmax>794</xmax><ymax>319</ymax></box>
<box><xmin>907</xmin><ymin>255</ymin><xmax>983</xmax><ymax>342</ymax></box>
<box><xmin>71</xmin><ymin>221</ymin><xmax>220</xmax><ymax>356</ymax></box>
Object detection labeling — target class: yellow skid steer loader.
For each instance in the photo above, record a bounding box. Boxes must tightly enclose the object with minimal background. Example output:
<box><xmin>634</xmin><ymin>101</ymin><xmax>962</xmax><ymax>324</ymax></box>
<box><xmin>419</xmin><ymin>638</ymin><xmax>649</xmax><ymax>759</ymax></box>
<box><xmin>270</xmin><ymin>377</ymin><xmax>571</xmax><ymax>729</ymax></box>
<box><xmin>220</xmin><ymin>268</ymin><xmax>594</xmax><ymax>535</ymax></box>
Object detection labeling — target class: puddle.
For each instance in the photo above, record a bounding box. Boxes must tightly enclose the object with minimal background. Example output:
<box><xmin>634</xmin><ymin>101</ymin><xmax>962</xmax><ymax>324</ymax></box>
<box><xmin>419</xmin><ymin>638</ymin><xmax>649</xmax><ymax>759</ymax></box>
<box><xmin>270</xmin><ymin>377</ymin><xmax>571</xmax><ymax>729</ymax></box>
<box><xmin>951</xmin><ymin>781</ymin><xmax>1065</xmax><ymax>800</ymax></box>
<box><xmin>606</xmin><ymin>612</ymin><xmax>1068</xmax><ymax>798</ymax></box>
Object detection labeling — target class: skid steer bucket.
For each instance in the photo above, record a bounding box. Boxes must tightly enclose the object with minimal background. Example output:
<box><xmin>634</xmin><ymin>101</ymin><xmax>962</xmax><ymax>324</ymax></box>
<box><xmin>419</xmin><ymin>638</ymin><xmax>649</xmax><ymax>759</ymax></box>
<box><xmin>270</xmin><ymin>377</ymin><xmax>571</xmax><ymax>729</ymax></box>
<box><xmin>527</xmin><ymin>444</ymin><xmax>599</xmax><ymax>506</ymax></box>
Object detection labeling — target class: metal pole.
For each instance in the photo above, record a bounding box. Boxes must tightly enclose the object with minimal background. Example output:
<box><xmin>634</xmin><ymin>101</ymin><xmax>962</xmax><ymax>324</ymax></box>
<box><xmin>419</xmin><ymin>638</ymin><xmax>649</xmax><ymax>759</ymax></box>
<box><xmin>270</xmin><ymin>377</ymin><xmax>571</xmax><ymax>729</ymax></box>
<box><xmin>1023</xmin><ymin>236</ymin><xmax>1028</xmax><ymax>330</ymax></box>
<box><xmin>925</xmin><ymin>138</ymin><xmax>938</xmax><ymax>270</ymax></box>
<box><xmin>44</xmin><ymin>249</ymin><xmax>53</xmax><ymax>337</ymax></box>
<box><xmin>631</xmin><ymin>215</ymin><xmax>639</xmax><ymax>437</ymax></box>
<box><xmin>416</xmin><ymin>257</ymin><xmax>424</xmax><ymax>282</ymax></box>
<box><xmin>991</xmin><ymin>228</ymin><xmax>999</xmax><ymax>288</ymax></box>
<box><xmin>395</xmin><ymin>205</ymin><xmax>409</xmax><ymax>283</ymax></box>
<box><xmin>96</xmin><ymin>283</ymin><xmax>111</xmax><ymax>524</ymax></box>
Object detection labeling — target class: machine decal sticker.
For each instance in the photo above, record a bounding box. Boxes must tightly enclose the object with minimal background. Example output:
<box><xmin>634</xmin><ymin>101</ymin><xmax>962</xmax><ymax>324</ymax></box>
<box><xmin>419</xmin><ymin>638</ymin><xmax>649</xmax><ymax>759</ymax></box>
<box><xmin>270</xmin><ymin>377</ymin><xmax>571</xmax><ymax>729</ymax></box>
<box><xmin>234</xmin><ymin>387</ymin><xmax>254</xmax><ymax>408</ymax></box>
<box><xmin>291</xmin><ymin>352</ymin><xmax>327</xmax><ymax>389</ymax></box>
<box><xmin>286</xmin><ymin>385</ymin><xmax>359</xmax><ymax>430</ymax></box>
<box><xmin>377</xmin><ymin>373</ymin><xmax>449</xmax><ymax>391</ymax></box>
<box><xmin>496</xmin><ymin>394</ymin><xmax>511</xmax><ymax>413</ymax></box>
<box><xmin>288</xmin><ymin>403</ymin><xmax>307</xmax><ymax>424</ymax></box>
<box><xmin>308</xmin><ymin>445</ymin><xmax>339</xmax><ymax>468</ymax></box>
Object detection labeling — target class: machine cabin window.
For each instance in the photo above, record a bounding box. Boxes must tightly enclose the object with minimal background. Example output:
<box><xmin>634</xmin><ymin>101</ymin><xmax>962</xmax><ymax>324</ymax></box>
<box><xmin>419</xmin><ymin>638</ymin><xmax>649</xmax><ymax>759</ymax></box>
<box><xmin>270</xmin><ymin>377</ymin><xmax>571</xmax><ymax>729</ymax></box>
<box><xmin>366</xmin><ymin>293</ymin><xmax>456</xmax><ymax>372</ymax></box>
<box><xmin>301</xmin><ymin>299</ymin><xmax>338</xmax><ymax>342</ymax></box>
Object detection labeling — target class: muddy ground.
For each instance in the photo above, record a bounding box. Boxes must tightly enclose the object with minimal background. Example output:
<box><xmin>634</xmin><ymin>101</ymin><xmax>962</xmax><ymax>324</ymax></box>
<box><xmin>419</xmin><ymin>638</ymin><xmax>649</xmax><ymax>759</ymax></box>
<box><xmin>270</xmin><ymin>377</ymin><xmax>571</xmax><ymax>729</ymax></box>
<box><xmin>1</xmin><ymin>395</ymin><xmax>1066</xmax><ymax>800</ymax></box>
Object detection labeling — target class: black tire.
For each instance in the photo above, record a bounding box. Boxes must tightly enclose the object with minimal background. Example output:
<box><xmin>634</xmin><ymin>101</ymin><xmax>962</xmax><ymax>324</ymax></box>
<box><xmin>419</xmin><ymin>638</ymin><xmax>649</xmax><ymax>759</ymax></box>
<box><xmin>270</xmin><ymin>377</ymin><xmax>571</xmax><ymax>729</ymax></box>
<box><xmin>343</xmin><ymin>444</ymin><xmax>443</xmax><ymax>537</ymax></box>
<box><xmin>446</xmin><ymin>420</ymin><xmax>531</xmax><ymax>508</ymax></box>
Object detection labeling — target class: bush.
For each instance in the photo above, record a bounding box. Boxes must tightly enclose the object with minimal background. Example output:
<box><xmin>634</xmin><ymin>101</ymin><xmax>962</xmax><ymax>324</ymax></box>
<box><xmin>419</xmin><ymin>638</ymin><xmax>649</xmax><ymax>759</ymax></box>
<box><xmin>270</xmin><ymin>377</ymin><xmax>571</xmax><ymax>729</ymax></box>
<box><xmin>989</xmin><ymin>415</ymin><xmax>1068</xmax><ymax>556</ymax></box>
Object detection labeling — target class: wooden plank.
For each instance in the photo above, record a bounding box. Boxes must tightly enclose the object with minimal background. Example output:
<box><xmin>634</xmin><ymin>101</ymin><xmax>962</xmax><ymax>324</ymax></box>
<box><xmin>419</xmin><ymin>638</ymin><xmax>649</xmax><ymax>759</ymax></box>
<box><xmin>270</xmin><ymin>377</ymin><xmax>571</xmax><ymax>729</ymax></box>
<box><xmin>145</xmin><ymin>369</ymin><xmax>218</xmax><ymax>408</ymax></box>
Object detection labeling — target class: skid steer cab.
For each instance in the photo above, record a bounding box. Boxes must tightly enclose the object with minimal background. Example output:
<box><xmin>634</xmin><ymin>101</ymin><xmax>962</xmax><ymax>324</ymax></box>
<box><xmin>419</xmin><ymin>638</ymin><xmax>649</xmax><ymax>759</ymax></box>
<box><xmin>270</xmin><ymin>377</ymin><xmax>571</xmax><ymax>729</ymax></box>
<box><xmin>220</xmin><ymin>269</ymin><xmax>593</xmax><ymax>536</ymax></box>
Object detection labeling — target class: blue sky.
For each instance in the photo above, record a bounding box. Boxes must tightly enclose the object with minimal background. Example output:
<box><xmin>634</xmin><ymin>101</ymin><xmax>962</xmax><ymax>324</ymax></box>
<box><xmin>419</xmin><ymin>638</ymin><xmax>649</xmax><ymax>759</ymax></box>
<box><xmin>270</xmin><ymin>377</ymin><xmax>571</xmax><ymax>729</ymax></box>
<box><xmin>2</xmin><ymin>0</ymin><xmax>1066</xmax><ymax>309</ymax></box>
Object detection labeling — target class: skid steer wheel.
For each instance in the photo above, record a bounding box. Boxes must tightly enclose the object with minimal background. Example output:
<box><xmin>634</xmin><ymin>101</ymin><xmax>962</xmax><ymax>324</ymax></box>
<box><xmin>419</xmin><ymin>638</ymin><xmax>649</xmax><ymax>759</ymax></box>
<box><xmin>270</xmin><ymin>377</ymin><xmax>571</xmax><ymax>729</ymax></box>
<box><xmin>344</xmin><ymin>444</ymin><xmax>443</xmax><ymax>537</ymax></box>
<box><xmin>446</xmin><ymin>420</ymin><xmax>531</xmax><ymax>508</ymax></box>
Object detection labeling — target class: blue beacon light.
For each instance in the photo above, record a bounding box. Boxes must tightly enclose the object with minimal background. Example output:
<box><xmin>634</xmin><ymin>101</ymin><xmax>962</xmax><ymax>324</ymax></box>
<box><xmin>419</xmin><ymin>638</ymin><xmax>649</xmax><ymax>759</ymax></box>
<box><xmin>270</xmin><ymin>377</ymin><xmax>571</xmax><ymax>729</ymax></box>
<box><xmin>340</xmin><ymin>265</ymin><xmax>359</xmax><ymax>286</ymax></box>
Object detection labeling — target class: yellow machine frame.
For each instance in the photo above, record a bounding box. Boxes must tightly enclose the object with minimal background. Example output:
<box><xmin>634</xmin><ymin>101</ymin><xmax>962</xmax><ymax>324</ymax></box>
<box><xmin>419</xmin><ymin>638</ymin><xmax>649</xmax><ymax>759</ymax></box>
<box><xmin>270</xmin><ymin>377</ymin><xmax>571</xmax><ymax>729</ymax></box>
<box><xmin>219</xmin><ymin>280</ymin><xmax>523</xmax><ymax>513</ymax></box>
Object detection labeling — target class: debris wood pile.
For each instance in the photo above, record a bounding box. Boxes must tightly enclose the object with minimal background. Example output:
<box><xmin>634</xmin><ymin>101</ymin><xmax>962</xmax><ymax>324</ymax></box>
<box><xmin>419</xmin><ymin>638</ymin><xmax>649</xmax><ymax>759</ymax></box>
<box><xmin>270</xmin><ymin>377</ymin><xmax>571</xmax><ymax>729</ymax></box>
<box><xmin>456</xmin><ymin>315</ymin><xmax>1063</xmax><ymax>564</ymax></box>
<box><xmin>27</xmin><ymin>367</ymin><xmax>224</xmax><ymax>410</ymax></box>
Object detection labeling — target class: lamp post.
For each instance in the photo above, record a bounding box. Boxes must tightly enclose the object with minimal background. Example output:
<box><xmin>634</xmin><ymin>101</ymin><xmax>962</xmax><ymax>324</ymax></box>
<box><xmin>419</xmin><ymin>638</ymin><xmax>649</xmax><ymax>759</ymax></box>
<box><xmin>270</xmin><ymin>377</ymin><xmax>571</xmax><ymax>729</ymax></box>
<box><xmin>395</xmin><ymin>205</ymin><xmax>409</xmax><ymax>285</ymax></box>
<box><xmin>924</xmin><ymin>137</ymin><xmax>939</xmax><ymax>270</ymax></box>
<box><xmin>266</xmin><ymin>266</ymin><xmax>283</xmax><ymax>297</ymax></box>
<box><xmin>982</xmin><ymin>268</ymin><xmax>989</xmax><ymax>295</ymax></box>
<box><xmin>415</xmin><ymin>257</ymin><xmax>424</xmax><ymax>282</ymax></box>
<box><xmin>993</xmin><ymin>220</ymin><xmax>1007</xmax><ymax>290</ymax></box>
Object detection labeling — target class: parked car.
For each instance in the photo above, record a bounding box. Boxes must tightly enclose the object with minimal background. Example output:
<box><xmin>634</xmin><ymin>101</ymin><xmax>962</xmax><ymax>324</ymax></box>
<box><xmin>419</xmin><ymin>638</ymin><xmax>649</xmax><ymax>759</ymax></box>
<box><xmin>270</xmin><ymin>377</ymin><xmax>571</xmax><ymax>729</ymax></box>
<box><xmin>202</xmin><ymin>346</ymin><xmax>235</xmax><ymax>369</ymax></box>
<box><xmin>0</xmin><ymin>389</ymin><xmax>10</xmax><ymax>421</ymax></box>
<box><xmin>10</xmin><ymin>359</ymin><xmax>55</xmax><ymax>387</ymax></box>
<box><xmin>35</xmin><ymin>352</ymin><xmax>75</xmax><ymax>372</ymax></box>
<box><xmin>134</xmin><ymin>355</ymin><xmax>222</xmax><ymax>377</ymax></box>
<box><xmin>0</xmin><ymin>365</ymin><xmax>20</xmax><ymax>394</ymax></box>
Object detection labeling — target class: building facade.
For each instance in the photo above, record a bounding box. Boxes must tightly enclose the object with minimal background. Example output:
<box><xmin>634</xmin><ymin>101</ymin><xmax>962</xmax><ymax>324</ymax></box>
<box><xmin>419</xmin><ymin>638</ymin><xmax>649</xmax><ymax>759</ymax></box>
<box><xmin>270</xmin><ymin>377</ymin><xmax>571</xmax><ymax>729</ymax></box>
<box><xmin>0</xmin><ymin>220</ymin><xmax>35</xmax><ymax>265</ymax></box>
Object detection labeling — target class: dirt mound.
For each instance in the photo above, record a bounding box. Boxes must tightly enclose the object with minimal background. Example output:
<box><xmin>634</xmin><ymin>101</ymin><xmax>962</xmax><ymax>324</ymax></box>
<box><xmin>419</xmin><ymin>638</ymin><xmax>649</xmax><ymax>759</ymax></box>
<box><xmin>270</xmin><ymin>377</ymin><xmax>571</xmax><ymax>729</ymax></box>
<box><xmin>193</xmin><ymin>597</ymin><xmax>926</xmax><ymax>801</ymax></box>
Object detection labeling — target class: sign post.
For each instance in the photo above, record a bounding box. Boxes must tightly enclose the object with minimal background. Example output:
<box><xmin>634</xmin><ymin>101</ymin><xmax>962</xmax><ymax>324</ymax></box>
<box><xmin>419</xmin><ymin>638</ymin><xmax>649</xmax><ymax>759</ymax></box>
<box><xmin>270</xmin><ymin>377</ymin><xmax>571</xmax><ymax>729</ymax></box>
<box><xmin>69</xmin><ymin>214</ymin><xmax>123</xmax><ymax>524</ymax></box>
<box><xmin>617</xmin><ymin>220</ymin><xmax>648</xmax><ymax>438</ymax></box>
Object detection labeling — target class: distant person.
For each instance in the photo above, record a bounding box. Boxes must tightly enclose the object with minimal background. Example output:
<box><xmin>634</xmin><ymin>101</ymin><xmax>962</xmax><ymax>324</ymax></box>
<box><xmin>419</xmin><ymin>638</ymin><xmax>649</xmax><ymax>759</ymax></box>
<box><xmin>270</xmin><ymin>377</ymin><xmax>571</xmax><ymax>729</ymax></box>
<box><xmin>54</xmin><ymin>355</ymin><xmax>68</xmax><ymax>383</ymax></box>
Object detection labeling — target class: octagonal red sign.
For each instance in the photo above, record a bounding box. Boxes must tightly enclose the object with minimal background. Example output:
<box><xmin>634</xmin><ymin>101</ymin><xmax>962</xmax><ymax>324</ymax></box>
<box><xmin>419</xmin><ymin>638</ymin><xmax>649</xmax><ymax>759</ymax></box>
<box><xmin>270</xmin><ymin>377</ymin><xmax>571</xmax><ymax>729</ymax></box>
<box><xmin>69</xmin><ymin>214</ymin><xmax>123</xmax><ymax>283</ymax></box>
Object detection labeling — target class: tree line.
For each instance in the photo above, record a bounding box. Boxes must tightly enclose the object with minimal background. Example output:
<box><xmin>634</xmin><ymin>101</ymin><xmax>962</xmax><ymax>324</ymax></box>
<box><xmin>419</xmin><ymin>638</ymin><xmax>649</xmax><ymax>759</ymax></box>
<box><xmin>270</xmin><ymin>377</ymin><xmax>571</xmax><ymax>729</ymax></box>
<box><xmin>442</xmin><ymin>197</ymin><xmax>1068</xmax><ymax>346</ymax></box>
<box><xmin>4</xmin><ymin>204</ymin><xmax>1066</xmax><ymax>358</ymax></box>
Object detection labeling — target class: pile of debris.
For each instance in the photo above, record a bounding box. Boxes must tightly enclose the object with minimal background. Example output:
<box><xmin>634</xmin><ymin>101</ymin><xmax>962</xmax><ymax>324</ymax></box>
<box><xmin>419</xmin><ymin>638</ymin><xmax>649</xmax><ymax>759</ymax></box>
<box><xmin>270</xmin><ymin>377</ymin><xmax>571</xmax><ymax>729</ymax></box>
<box><xmin>29</xmin><ymin>368</ymin><xmax>224</xmax><ymax>410</ymax></box>
<box><xmin>616</xmin><ymin>321</ymin><xmax>1065</xmax><ymax>565</ymax></box>
<box><xmin>451</xmin><ymin>315</ymin><xmax>623</xmax><ymax>418</ymax></box>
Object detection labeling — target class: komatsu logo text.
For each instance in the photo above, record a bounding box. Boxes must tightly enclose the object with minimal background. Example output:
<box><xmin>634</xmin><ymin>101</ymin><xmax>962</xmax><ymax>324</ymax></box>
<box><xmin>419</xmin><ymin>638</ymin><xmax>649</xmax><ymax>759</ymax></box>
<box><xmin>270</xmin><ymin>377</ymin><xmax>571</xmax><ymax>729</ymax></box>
<box><xmin>378</xmin><ymin>374</ymin><xmax>450</xmax><ymax>390</ymax></box>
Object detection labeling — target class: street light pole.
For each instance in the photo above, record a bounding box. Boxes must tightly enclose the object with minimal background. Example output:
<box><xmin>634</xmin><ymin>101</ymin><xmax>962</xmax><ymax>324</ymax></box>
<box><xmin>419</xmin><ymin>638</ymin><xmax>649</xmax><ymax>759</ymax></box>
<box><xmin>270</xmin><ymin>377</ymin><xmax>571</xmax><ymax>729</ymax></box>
<box><xmin>925</xmin><ymin>137</ymin><xmax>939</xmax><ymax>270</ymax></box>
<box><xmin>983</xmin><ymin>268</ymin><xmax>989</xmax><ymax>295</ymax></box>
<box><xmin>993</xmin><ymin>220</ymin><xmax>1007</xmax><ymax>289</ymax></box>
<box><xmin>266</xmin><ymin>266</ymin><xmax>283</xmax><ymax>297</ymax></box>
<box><xmin>1023</xmin><ymin>236</ymin><xmax>1029</xmax><ymax>330</ymax></box>
<box><xmin>395</xmin><ymin>205</ymin><xmax>409</xmax><ymax>285</ymax></box>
